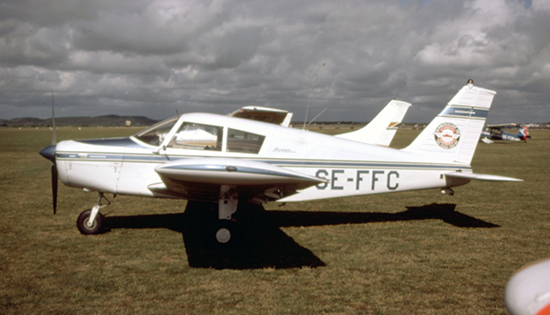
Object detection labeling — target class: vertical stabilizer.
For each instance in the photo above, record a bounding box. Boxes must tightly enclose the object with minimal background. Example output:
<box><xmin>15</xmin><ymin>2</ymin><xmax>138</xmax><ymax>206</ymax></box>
<box><xmin>402</xmin><ymin>83</ymin><xmax>496</xmax><ymax>165</ymax></box>
<box><xmin>336</xmin><ymin>100</ymin><xmax>411</xmax><ymax>146</ymax></box>
<box><xmin>517</xmin><ymin>126</ymin><xmax>529</xmax><ymax>141</ymax></box>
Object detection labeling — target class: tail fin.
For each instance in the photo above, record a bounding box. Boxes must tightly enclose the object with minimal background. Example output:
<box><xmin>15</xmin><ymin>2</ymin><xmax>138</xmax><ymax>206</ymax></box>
<box><xmin>517</xmin><ymin>126</ymin><xmax>529</xmax><ymax>141</ymax></box>
<box><xmin>402</xmin><ymin>82</ymin><xmax>496</xmax><ymax>165</ymax></box>
<box><xmin>336</xmin><ymin>100</ymin><xmax>411</xmax><ymax>146</ymax></box>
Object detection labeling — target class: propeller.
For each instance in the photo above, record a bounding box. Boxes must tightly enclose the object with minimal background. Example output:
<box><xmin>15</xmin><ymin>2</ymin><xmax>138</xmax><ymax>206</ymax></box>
<box><xmin>39</xmin><ymin>91</ymin><xmax>58</xmax><ymax>214</ymax></box>
<box><xmin>39</xmin><ymin>143</ymin><xmax>58</xmax><ymax>213</ymax></box>
<box><xmin>51</xmin><ymin>162</ymin><xmax>58</xmax><ymax>214</ymax></box>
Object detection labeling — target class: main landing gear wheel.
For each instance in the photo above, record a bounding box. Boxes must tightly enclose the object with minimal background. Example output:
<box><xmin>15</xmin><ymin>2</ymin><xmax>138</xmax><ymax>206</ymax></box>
<box><xmin>216</xmin><ymin>227</ymin><xmax>231</xmax><ymax>244</ymax></box>
<box><xmin>215</xmin><ymin>221</ymin><xmax>237</xmax><ymax>245</ymax></box>
<box><xmin>77</xmin><ymin>209</ymin><xmax>105</xmax><ymax>235</ymax></box>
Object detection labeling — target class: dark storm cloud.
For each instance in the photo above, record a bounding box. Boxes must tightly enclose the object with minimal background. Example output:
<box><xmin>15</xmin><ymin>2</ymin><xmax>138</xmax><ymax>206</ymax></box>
<box><xmin>0</xmin><ymin>0</ymin><xmax>548</xmax><ymax>123</ymax></box>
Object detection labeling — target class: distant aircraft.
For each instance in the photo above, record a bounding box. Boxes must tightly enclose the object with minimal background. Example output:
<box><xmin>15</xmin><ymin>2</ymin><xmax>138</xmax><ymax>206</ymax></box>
<box><xmin>232</xmin><ymin>100</ymin><xmax>411</xmax><ymax>147</ymax></box>
<box><xmin>336</xmin><ymin>100</ymin><xmax>411</xmax><ymax>146</ymax></box>
<box><xmin>505</xmin><ymin>258</ymin><xmax>550</xmax><ymax>315</ymax></box>
<box><xmin>481</xmin><ymin>124</ymin><xmax>530</xmax><ymax>144</ymax></box>
<box><xmin>39</xmin><ymin>81</ymin><xmax>521</xmax><ymax>244</ymax></box>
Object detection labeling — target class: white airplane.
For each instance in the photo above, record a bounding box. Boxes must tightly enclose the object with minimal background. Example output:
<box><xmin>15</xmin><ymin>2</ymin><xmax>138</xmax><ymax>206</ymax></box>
<box><xmin>233</xmin><ymin>100</ymin><xmax>411</xmax><ymax>146</ymax></box>
<box><xmin>336</xmin><ymin>100</ymin><xmax>411</xmax><ymax>146</ymax></box>
<box><xmin>39</xmin><ymin>81</ymin><xmax>521</xmax><ymax>244</ymax></box>
<box><xmin>505</xmin><ymin>258</ymin><xmax>550</xmax><ymax>315</ymax></box>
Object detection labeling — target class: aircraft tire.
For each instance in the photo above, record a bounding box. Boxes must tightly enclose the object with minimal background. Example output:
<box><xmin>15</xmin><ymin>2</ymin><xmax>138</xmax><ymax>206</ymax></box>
<box><xmin>214</xmin><ymin>220</ymin><xmax>238</xmax><ymax>245</ymax></box>
<box><xmin>77</xmin><ymin>209</ymin><xmax>104</xmax><ymax>235</ymax></box>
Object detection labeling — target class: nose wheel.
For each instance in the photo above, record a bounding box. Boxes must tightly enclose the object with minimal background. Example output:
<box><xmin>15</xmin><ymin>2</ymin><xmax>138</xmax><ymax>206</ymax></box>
<box><xmin>76</xmin><ymin>193</ymin><xmax>111</xmax><ymax>235</ymax></box>
<box><xmin>77</xmin><ymin>209</ymin><xmax>105</xmax><ymax>234</ymax></box>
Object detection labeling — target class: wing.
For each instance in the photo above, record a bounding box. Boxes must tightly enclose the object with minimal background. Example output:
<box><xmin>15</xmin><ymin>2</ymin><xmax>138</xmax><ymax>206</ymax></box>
<box><xmin>486</xmin><ymin>123</ymin><xmax>518</xmax><ymax>129</ymax></box>
<box><xmin>149</xmin><ymin>158</ymin><xmax>326</xmax><ymax>202</ymax></box>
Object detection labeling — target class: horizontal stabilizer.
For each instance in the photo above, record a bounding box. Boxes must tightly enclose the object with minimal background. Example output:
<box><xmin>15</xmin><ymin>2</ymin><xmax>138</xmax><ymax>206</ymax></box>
<box><xmin>445</xmin><ymin>172</ymin><xmax>523</xmax><ymax>182</ymax></box>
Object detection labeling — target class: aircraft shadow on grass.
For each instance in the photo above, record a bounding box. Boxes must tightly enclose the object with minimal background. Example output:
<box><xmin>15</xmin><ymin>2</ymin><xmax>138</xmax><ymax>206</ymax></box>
<box><xmin>104</xmin><ymin>203</ymin><xmax>498</xmax><ymax>270</ymax></box>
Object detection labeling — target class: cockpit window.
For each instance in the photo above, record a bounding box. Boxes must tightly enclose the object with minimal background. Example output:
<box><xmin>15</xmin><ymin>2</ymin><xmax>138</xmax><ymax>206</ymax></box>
<box><xmin>227</xmin><ymin>128</ymin><xmax>265</xmax><ymax>154</ymax></box>
<box><xmin>169</xmin><ymin>123</ymin><xmax>223</xmax><ymax>151</ymax></box>
<box><xmin>133</xmin><ymin>116</ymin><xmax>179</xmax><ymax>146</ymax></box>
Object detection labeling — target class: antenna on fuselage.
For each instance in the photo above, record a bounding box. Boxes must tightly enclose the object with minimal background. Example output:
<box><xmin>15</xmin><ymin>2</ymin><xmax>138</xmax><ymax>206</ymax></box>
<box><xmin>303</xmin><ymin>63</ymin><xmax>326</xmax><ymax>129</ymax></box>
<box><xmin>306</xmin><ymin>104</ymin><xmax>331</xmax><ymax>127</ymax></box>
<box><xmin>303</xmin><ymin>93</ymin><xmax>313</xmax><ymax>130</ymax></box>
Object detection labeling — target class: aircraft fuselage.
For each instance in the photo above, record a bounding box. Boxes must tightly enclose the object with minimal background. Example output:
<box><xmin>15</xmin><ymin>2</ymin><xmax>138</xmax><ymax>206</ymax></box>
<box><xmin>54</xmin><ymin>113</ymin><xmax>469</xmax><ymax>203</ymax></box>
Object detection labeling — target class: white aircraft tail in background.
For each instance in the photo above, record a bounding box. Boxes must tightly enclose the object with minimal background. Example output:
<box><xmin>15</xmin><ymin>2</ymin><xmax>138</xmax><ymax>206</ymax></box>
<box><xmin>336</xmin><ymin>100</ymin><xmax>411</xmax><ymax>146</ymax></box>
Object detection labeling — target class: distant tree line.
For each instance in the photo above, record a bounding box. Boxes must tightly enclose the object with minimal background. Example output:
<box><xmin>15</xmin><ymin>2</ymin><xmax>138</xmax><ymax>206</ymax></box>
<box><xmin>0</xmin><ymin>115</ymin><xmax>158</xmax><ymax>127</ymax></box>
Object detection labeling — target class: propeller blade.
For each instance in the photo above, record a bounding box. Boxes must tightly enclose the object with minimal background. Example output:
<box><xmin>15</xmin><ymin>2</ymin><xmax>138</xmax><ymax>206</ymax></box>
<box><xmin>50</xmin><ymin>91</ymin><xmax>57</xmax><ymax>214</ymax></box>
<box><xmin>51</xmin><ymin>163</ymin><xmax>58</xmax><ymax>214</ymax></box>
<box><xmin>40</xmin><ymin>90</ymin><xmax>58</xmax><ymax>214</ymax></box>
<box><xmin>51</xmin><ymin>90</ymin><xmax>56</xmax><ymax>145</ymax></box>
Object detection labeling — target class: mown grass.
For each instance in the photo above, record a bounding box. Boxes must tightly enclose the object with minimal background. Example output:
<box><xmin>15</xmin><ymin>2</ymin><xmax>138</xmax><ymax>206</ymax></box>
<box><xmin>0</xmin><ymin>126</ymin><xmax>548</xmax><ymax>314</ymax></box>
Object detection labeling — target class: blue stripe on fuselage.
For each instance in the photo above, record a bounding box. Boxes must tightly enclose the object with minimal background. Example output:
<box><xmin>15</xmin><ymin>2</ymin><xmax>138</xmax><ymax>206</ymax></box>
<box><xmin>56</xmin><ymin>151</ymin><xmax>471</xmax><ymax>172</ymax></box>
<box><xmin>77</xmin><ymin>137</ymin><xmax>149</xmax><ymax>149</ymax></box>
<box><xmin>60</xmin><ymin>135</ymin><xmax>472</xmax><ymax>171</ymax></box>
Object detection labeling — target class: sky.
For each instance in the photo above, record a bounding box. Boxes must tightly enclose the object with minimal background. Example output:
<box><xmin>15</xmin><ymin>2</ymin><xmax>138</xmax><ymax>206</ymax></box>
<box><xmin>1</xmin><ymin>0</ymin><xmax>549</xmax><ymax>123</ymax></box>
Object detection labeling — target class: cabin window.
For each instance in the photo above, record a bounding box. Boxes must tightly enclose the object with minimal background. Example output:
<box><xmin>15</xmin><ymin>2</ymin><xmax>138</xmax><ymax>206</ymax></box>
<box><xmin>491</xmin><ymin>128</ymin><xmax>503</xmax><ymax>135</ymax></box>
<box><xmin>133</xmin><ymin>116</ymin><xmax>179</xmax><ymax>146</ymax></box>
<box><xmin>227</xmin><ymin>128</ymin><xmax>265</xmax><ymax>154</ymax></box>
<box><xmin>169</xmin><ymin>123</ymin><xmax>223</xmax><ymax>151</ymax></box>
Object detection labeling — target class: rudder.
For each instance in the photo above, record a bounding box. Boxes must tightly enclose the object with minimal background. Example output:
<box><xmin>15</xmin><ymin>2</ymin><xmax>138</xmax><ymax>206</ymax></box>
<box><xmin>402</xmin><ymin>82</ymin><xmax>496</xmax><ymax>165</ymax></box>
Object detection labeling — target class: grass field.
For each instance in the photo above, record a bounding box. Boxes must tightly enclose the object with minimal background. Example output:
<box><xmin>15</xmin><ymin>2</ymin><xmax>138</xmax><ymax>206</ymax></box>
<box><xmin>1</xmin><ymin>126</ymin><xmax>548</xmax><ymax>314</ymax></box>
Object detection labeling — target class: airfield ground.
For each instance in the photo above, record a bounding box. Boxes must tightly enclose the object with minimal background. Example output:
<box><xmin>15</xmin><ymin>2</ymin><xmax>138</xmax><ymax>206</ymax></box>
<box><xmin>1</xmin><ymin>126</ymin><xmax>548</xmax><ymax>314</ymax></box>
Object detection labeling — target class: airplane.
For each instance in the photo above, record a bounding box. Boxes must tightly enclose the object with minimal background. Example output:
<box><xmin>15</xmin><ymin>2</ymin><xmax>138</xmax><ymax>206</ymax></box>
<box><xmin>505</xmin><ymin>258</ymin><xmax>550</xmax><ymax>315</ymax></box>
<box><xmin>233</xmin><ymin>100</ymin><xmax>411</xmax><ymax>146</ymax></box>
<box><xmin>335</xmin><ymin>99</ymin><xmax>411</xmax><ymax>146</ymax></box>
<box><xmin>39</xmin><ymin>81</ymin><xmax>522</xmax><ymax>244</ymax></box>
<box><xmin>481</xmin><ymin>124</ymin><xmax>530</xmax><ymax>144</ymax></box>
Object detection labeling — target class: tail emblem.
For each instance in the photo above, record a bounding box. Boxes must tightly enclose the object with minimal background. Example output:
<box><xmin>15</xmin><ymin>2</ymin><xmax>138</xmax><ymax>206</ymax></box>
<box><xmin>434</xmin><ymin>122</ymin><xmax>461</xmax><ymax>149</ymax></box>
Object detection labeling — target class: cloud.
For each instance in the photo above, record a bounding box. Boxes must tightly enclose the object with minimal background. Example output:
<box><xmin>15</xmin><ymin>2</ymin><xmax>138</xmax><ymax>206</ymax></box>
<box><xmin>0</xmin><ymin>0</ymin><xmax>549</xmax><ymax>123</ymax></box>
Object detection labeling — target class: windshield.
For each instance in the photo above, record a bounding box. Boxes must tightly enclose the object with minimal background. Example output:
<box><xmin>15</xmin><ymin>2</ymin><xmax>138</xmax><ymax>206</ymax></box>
<box><xmin>133</xmin><ymin>116</ymin><xmax>179</xmax><ymax>146</ymax></box>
